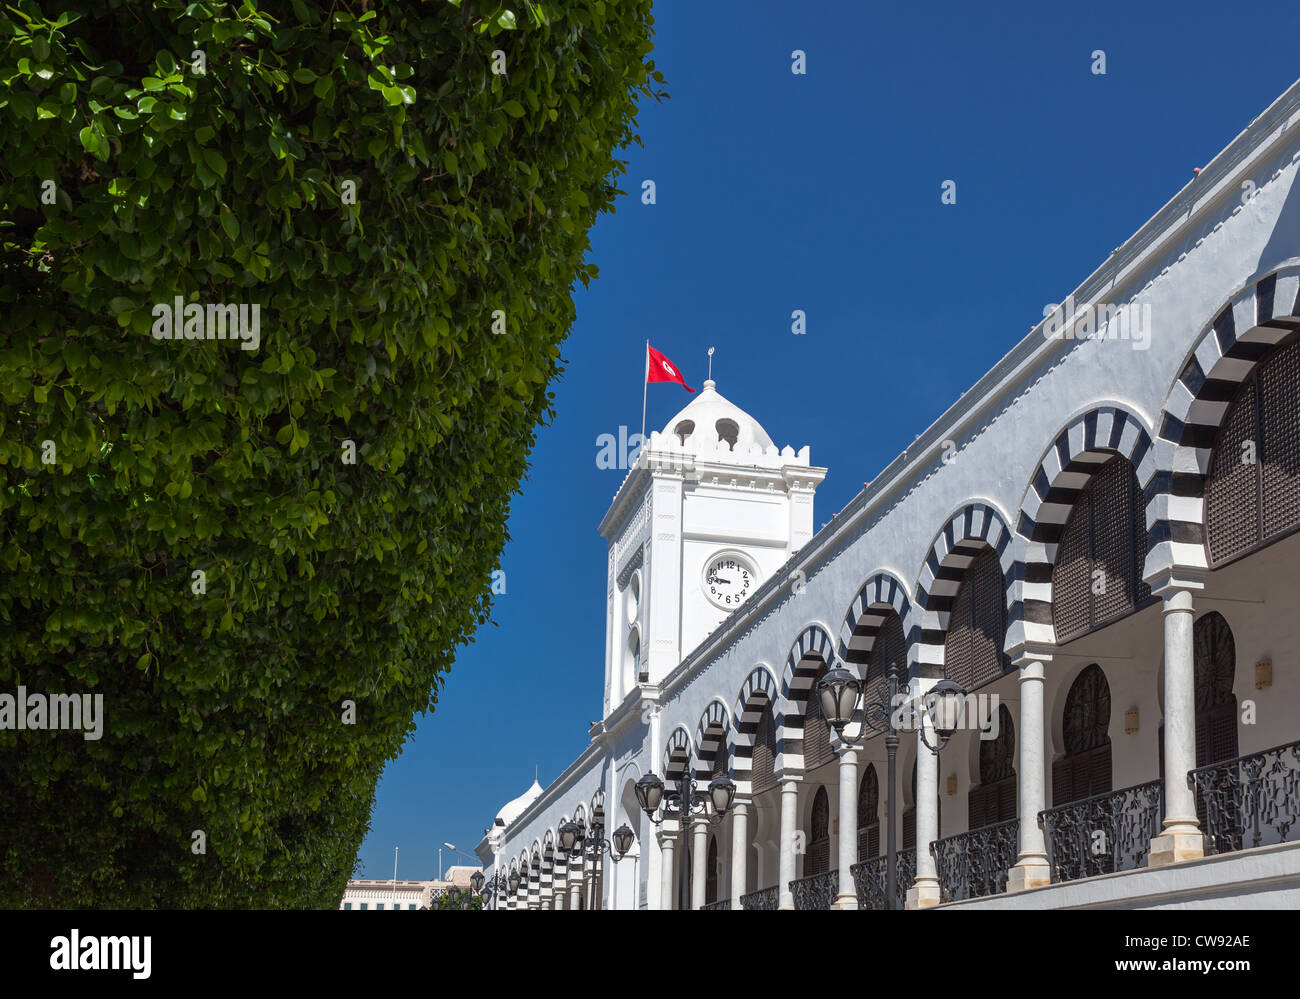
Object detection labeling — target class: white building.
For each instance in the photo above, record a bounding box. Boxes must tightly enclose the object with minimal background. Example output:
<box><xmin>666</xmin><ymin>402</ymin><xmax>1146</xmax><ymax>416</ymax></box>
<box><xmin>476</xmin><ymin>76</ymin><xmax>1300</xmax><ymax>910</ymax></box>
<box><xmin>339</xmin><ymin>868</ymin><xmax>481</xmax><ymax>910</ymax></box>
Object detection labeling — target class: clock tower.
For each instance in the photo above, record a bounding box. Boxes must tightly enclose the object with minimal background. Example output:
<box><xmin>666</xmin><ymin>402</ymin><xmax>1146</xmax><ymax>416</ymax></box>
<box><xmin>597</xmin><ymin>379</ymin><xmax>827</xmax><ymax>716</ymax></box>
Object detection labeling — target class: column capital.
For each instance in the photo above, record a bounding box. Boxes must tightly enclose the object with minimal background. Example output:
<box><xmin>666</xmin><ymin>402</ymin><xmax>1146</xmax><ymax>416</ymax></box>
<box><xmin>775</xmin><ymin>771</ymin><xmax>803</xmax><ymax>787</ymax></box>
<box><xmin>1147</xmin><ymin>567</ymin><xmax>1207</xmax><ymax>598</ymax></box>
<box><xmin>1012</xmin><ymin>645</ymin><xmax>1054</xmax><ymax>670</ymax></box>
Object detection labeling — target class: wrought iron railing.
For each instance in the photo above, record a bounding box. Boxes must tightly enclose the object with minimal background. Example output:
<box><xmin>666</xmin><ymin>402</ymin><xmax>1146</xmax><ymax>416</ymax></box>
<box><xmin>930</xmin><ymin>818</ymin><xmax>1018</xmax><ymax>902</ymax></box>
<box><xmin>848</xmin><ymin>847</ymin><xmax>914</xmax><ymax>910</ymax></box>
<box><xmin>1190</xmin><ymin>740</ymin><xmax>1300</xmax><ymax>856</ymax></box>
<box><xmin>701</xmin><ymin>898</ymin><xmax>731</xmax><ymax>911</ymax></box>
<box><xmin>789</xmin><ymin>869</ymin><xmax>838</xmax><ymax>910</ymax></box>
<box><xmin>739</xmin><ymin>885</ymin><xmax>778</xmax><ymax>910</ymax></box>
<box><xmin>1039</xmin><ymin>779</ymin><xmax>1163</xmax><ymax>883</ymax></box>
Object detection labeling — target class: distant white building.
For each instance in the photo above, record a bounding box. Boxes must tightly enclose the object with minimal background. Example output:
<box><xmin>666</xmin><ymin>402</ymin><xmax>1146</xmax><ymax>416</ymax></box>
<box><xmin>339</xmin><ymin>867</ymin><xmax>481</xmax><ymax>911</ymax></box>
<box><xmin>479</xmin><ymin>76</ymin><xmax>1300</xmax><ymax>911</ymax></box>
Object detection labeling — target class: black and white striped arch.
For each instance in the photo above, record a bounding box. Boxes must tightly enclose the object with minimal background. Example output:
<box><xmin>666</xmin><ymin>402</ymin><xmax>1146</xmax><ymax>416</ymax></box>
<box><xmin>730</xmin><ymin>665</ymin><xmax>779</xmax><ymax>799</ymax></box>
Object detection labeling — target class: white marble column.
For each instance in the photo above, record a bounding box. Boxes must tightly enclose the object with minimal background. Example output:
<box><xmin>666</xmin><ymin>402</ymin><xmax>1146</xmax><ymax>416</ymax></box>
<box><xmin>657</xmin><ymin>818</ymin><xmax>678</xmax><ymax>910</ymax></box>
<box><xmin>646</xmin><ymin>703</ymin><xmax>664</xmax><ymax>908</ymax></box>
<box><xmin>730</xmin><ymin>800</ymin><xmax>749</xmax><ymax>908</ymax></box>
<box><xmin>691</xmin><ymin>816</ymin><xmax>709</xmax><ymax>909</ymax></box>
<box><xmin>778</xmin><ymin>777</ymin><xmax>800</xmax><ymax>910</ymax></box>
<box><xmin>568</xmin><ymin>860</ymin><xmax>583</xmax><ymax>910</ymax></box>
<box><xmin>834</xmin><ymin>748</ymin><xmax>859</xmax><ymax>908</ymax></box>
<box><xmin>1150</xmin><ymin>583</ymin><xmax>1206</xmax><ymax>866</ymax></box>
<box><xmin>1007</xmin><ymin>656</ymin><xmax>1052</xmax><ymax>892</ymax></box>
<box><xmin>907</xmin><ymin>709</ymin><xmax>941</xmax><ymax>909</ymax></box>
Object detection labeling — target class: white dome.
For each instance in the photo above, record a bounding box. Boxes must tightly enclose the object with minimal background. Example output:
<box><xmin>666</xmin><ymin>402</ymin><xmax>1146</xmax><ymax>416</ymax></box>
<box><xmin>660</xmin><ymin>380</ymin><xmax>774</xmax><ymax>452</ymax></box>
<box><xmin>494</xmin><ymin>779</ymin><xmax>543</xmax><ymax>827</ymax></box>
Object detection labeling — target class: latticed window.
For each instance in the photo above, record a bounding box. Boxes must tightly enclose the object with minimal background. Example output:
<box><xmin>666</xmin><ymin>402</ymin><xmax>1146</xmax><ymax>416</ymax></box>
<box><xmin>752</xmin><ymin>704</ymin><xmax>778</xmax><ymax>796</ymax></box>
<box><xmin>866</xmin><ymin>611</ymin><xmax>906</xmax><ymax>708</ymax></box>
<box><xmin>968</xmin><ymin>704</ymin><xmax>1016</xmax><ymax>829</ymax></box>
<box><xmin>1052</xmin><ymin>664</ymin><xmax>1112</xmax><ymax>807</ymax></box>
<box><xmin>944</xmin><ymin>546</ymin><xmax>1010</xmax><ymax>691</ymax></box>
<box><xmin>857</xmin><ymin>763</ymin><xmax>880</xmax><ymax>861</ymax></box>
<box><xmin>806</xmin><ymin>786</ymin><xmax>831</xmax><ymax>875</ymax></box>
<box><xmin>1051</xmin><ymin>455</ymin><xmax>1152</xmax><ymax>644</ymax></box>
<box><xmin>802</xmin><ymin>661</ymin><xmax>835</xmax><ymax>773</ymax></box>
<box><xmin>1207</xmin><ymin>337</ymin><xmax>1300</xmax><ymax>566</ymax></box>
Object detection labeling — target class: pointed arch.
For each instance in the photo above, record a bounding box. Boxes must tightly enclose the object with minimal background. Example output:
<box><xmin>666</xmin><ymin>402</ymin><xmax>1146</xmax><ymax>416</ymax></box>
<box><xmin>1008</xmin><ymin>405</ymin><xmax>1156</xmax><ymax>654</ymax></box>
<box><xmin>1148</xmin><ymin>268</ymin><xmax>1300</xmax><ymax>579</ymax></box>
<box><xmin>693</xmin><ymin>698</ymin><xmax>732</xmax><ymax>785</ymax></box>
<box><xmin>776</xmin><ymin>623</ymin><xmax>837</xmax><ymax>775</ymax></box>
<box><xmin>914</xmin><ymin>501</ymin><xmax>1015</xmax><ymax>679</ymax></box>
<box><xmin>663</xmin><ymin>726</ymin><xmax>692</xmax><ymax>780</ymax></box>
<box><xmin>732</xmin><ymin>665</ymin><xmax>779</xmax><ymax>799</ymax></box>
<box><xmin>836</xmin><ymin>570</ymin><xmax>917</xmax><ymax>671</ymax></box>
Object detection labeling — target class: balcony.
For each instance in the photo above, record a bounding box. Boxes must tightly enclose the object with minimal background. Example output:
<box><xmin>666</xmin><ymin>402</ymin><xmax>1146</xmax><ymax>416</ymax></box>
<box><xmin>789</xmin><ymin>869</ymin><xmax>838</xmax><ymax>910</ymax></box>
<box><xmin>1191</xmin><ymin>740</ymin><xmax>1300</xmax><ymax>856</ymax></box>
<box><xmin>701</xmin><ymin>898</ymin><xmax>731</xmax><ymax>911</ymax></box>
<box><xmin>849</xmin><ymin>847</ymin><xmax>915</xmax><ymax>910</ymax></box>
<box><xmin>931</xmin><ymin>817</ymin><xmax>1019</xmax><ymax>902</ymax></box>
<box><xmin>1039</xmin><ymin>780</ymin><xmax>1163</xmax><ymax>883</ymax></box>
<box><xmin>739</xmin><ymin>885</ymin><xmax>778</xmax><ymax>910</ymax></box>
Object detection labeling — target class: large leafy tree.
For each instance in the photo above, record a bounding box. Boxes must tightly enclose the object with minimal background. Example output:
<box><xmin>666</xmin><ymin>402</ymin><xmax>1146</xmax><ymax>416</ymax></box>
<box><xmin>0</xmin><ymin>0</ymin><xmax>661</xmax><ymax>906</ymax></box>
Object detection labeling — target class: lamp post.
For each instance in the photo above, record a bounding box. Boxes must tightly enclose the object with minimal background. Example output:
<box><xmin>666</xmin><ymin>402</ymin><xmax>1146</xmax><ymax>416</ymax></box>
<box><xmin>633</xmin><ymin>767</ymin><xmax>736</xmax><ymax>909</ymax></box>
<box><xmin>558</xmin><ymin>793</ymin><xmax>635</xmax><ymax>911</ymax></box>
<box><xmin>814</xmin><ymin>663</ymin><xmax>965</xmax><ymax>910</ymax></box>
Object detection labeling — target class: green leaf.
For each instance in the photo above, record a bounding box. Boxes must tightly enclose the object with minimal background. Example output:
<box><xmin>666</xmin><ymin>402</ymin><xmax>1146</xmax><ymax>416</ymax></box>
<box><xmin>219</xmin><ymin>207</ymin><xmax>238</xmax><ymax>239</ymax></box>
<box><xmin>501</xmin><ymin>99</ymin><xmax>525</xmax><ymax>118</ymax></box>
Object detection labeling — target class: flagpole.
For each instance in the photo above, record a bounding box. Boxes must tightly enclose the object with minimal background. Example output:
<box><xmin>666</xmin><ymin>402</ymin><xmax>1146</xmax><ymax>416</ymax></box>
<box><xmin>640</xmin><ymin>340</ymin><xmax>649</xmax><ymax>450</ymax></box>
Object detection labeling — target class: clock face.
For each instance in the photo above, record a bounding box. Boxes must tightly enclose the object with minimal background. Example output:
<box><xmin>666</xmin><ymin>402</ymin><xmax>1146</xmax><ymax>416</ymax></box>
<box><xmin>702</xmin><ymin>552</ymin><xmax>757</xmax><ymax>610</ymax></box>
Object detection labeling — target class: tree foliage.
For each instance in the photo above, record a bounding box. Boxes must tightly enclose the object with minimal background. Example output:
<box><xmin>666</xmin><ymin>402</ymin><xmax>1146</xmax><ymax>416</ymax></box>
<box><xmin>0</xmin><ymin>0</ymin><xmax>661</xmax><ymax>907</ymax></box>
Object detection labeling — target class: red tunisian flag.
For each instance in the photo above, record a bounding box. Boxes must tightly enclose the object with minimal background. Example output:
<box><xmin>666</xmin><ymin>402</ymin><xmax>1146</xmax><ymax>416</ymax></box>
<box><xmin>646</xmin><ymin>344</ymin><xmax>694</xmax><ymax>393</ymax></box>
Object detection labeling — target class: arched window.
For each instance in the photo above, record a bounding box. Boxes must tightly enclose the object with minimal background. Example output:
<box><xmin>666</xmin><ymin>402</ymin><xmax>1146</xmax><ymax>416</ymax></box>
<box><xmin>802</xmin><ymin>661</ymin><xmax>835</xmax><ymax>773</ymax></box>
<box><xmin>945</xmin><ymin>546</ymin><xmax>1009</xmax><ymax>691</ymax></box>
<box><xmin>752</xmin><ymin>704</ymin><xmax>778</xmax><ymax>796</ymax></box>
<box><xmin>903</xmin><ymin>760</ymin><xmax>917</xmax><ymax>849</ymax></box>
<box><xmin>807</xmin><ymin>786</ymin><xmax>830</xmax><ymax>875</ymax></box>
<box><xmin>1205</xmin><ymin>336</ymin><xmax>1300</xmax><ymax>566</ymax></box>
<box><xmin>705</xmin><ymin>835</ymin><xmax>719</xmax><ymax>905</ymax></box>
<box><xmin>968</xmin><ymin>704</ymin><xmax>1016</xmax><ymax>829</ymax></box>
<box><xmin>627</xmin><ymin>629</ymin><xmax>642</xmax><ymax>686</ymax></box>
<box><xmin>716</xmin><ymin>418</ymin><xmax>739</xmax><ymax>448</ymax></box>
<box><xmin>674</xmin><ymin>419</ymin><xmax>695</xmax><ymax>445</ymax></box>
<box><xmin>1051</xmin><ymin>455</ymin><xmax>1152</xmax><ymax>644</ymax></box>
<box><xmin>858</xmin><ymin>763</ymin><xmax>880</xmax><ymax>861</ymax></box>
<box><xmin>1053</xmin><ymin>664</ymin><xmax>1112</xmax><ymax>806</ymax></box>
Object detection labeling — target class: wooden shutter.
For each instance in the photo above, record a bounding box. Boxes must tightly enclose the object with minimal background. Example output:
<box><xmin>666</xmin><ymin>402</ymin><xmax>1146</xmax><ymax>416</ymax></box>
<box><xmin>1051</xmin><ymin>756</ymin><xmax>1073</xmax><ymax>808</ymax></box>
<box><xmin>902</xmin><ymin>808</ymin><xmax>916</xmax><ymax>850</ymax></box>
<box><xmin>1053</xmin><ymin>490</ymin><xmax>1093</xmax><ymax>643</ymax></box>
<box><xmin>944</xmin><ymin>575</ymin><xmax>975</xmax><ymax>692</ymax></box>
<box><xmin>752</xmin><ymin>705</ymin><xmax>777</xmax><ymax>796</ymax></box>
<box><xmin>808</xmin><ymin>786</ymin><xmax>830</xmax><ymax>875</ymax></box>
<box><xmin>858</xmin><ymin>765</ymin><xmax>880</xmax><ymax>861</ymax></box>
<box><xmin>970</xmin><ymin>547</ymin><xmax>1007</xmax><ymax>687</ymax></box>
<box><xmin>1260</xmin><ymin>338</ymin><xmax>1300</xmax><ymax>539</ymax></box>
<box><xmin>1052</xmin><ymin>458</ymin><xmax>1150</xmax><ymax>644</ymax></box>
<box><xmin>802</xmin><ymin>664</ymin><xmax>835</xmax><ymax>773</ymax></box>
<box><xmin>1206</xmin><ymin>378</ymin><xmax>1260</xmax><ymax>564</ymax></box>
<box><xmin>705</xmin><ymin>836</ymin><xmax>718</xmax><ymax>904</ymax></box>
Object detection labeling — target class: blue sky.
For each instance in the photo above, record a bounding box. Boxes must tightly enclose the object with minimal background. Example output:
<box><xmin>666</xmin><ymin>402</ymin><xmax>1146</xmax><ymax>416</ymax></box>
<box><xmin>356</xmin><ymin>0</ymin><xmax>1300</xmax><ymax>880</ymax></box>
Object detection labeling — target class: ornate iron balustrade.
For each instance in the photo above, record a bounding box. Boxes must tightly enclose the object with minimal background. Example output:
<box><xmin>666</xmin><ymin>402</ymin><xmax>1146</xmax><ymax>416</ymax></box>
<box><xmin>930</xmin><ymin>817</ymin><xmax>1018</xmax><ymax>902</ymax></box>
<box><xmin>701</xmin><ymin>898</ymin><xmax>731</xmax><ymax>911</ymax></box>
<box><xmin>1039</xmin><ymin>779</ymin><xmax>1163</xmax><ymax>883</ymax></box>
<box><xmin>789</xmin><ymin>869</ymin><xmax>838</xmax><ymax>910</ymax></box>
<box><xmin>848</xmin><ymin>847</ymin><xmax>914</xmax><ymax>910</ymax></box>
<box><xmin>739</xmin><ymin>885</ymin><xmax>778</xmax><ymax>910</ymax></box>
<box><xmin>1190</xmin><ymin>740</ymin><xmax>1300</xmax><ymax>856</ymax></box>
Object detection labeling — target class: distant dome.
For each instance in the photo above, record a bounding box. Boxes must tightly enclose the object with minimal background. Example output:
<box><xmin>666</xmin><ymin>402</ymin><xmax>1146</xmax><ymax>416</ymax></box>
<box><xmin>661</xmin><ymin>380</ymin><xmax>774</xmax><ymax>451</ymax></box>
<box><xmin>495</xmin><ymin>779</ymin><xmax>543</xmax><ymax>827</ymax></box>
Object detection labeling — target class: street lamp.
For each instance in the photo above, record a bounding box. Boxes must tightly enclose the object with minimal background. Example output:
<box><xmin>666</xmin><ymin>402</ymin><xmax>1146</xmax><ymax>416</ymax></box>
<box><xmin>815</xmin><ymin>662</ymin><xmax>965</xmax><ymax>910</ymax></box>
<box><xmin>635</xmin><ymin>764</ymin><xmax>736</xmax><ymax>909</ymax></box>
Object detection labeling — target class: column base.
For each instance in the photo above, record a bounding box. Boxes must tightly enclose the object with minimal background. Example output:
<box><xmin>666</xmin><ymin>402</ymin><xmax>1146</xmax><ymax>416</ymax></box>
<box><xmin>1005</xmin><ymin>858</ymin><xmax>1051</xmax><ymax>893</ymax></box>
<box><xmin>1148</xmin><ymin>827</ymin><xmax>1205</xmax><ymax>867</ymax></box>
<box><xmin>831</xmin><ymin>893</ymin><xmax>859</xmax><ymax>910</ymax></box>
<box><xmin>905</xmin><ymin>880</ymin><xmax>941</xmax><ymax>909</ymax></box>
